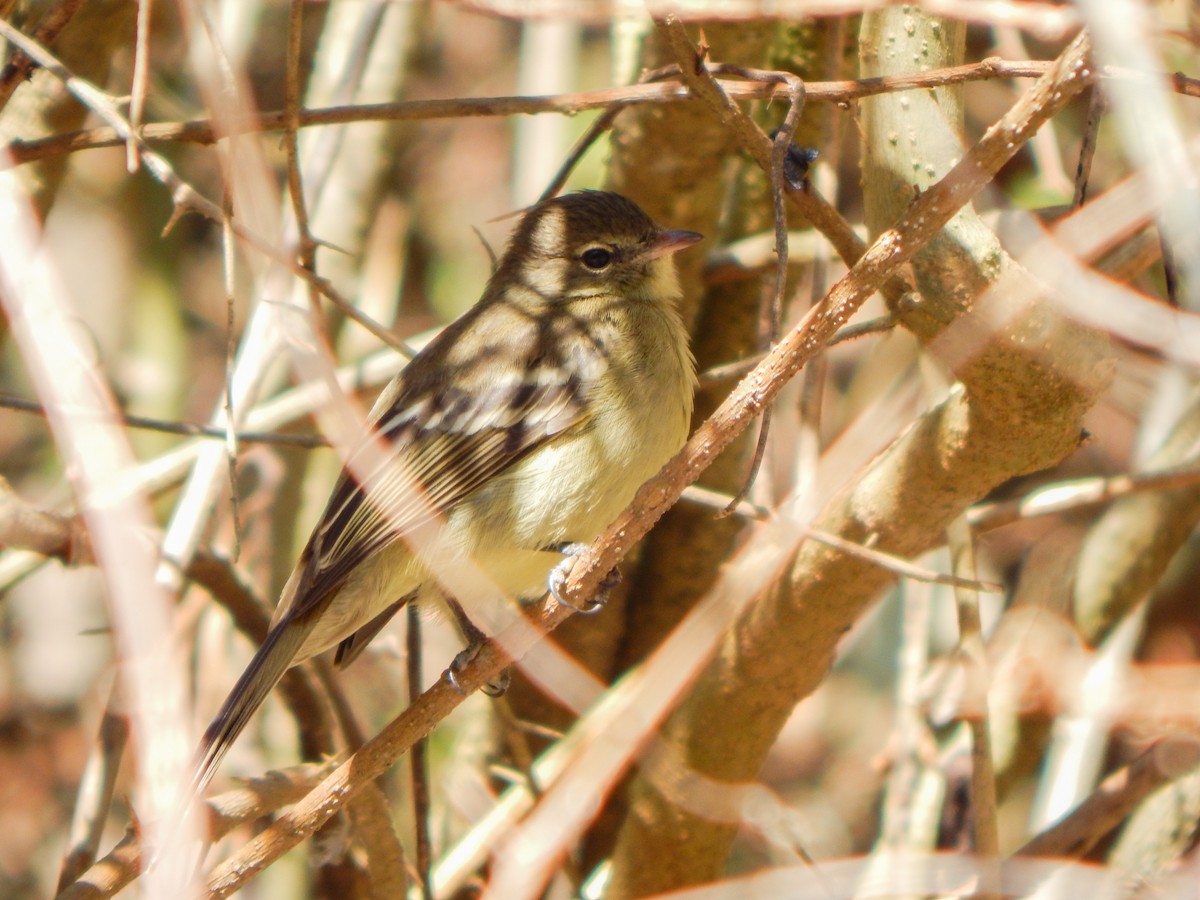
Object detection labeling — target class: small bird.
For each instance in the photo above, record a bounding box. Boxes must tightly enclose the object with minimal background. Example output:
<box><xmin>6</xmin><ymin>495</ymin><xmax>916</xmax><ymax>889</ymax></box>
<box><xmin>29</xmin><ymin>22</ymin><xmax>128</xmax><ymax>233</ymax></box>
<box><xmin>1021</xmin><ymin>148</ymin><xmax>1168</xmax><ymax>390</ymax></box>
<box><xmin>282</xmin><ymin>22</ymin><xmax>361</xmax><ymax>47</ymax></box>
<box><xmin>194</xmin><ymin>190</ymin><xmax>701</xmax><ymax>792</ymax></box>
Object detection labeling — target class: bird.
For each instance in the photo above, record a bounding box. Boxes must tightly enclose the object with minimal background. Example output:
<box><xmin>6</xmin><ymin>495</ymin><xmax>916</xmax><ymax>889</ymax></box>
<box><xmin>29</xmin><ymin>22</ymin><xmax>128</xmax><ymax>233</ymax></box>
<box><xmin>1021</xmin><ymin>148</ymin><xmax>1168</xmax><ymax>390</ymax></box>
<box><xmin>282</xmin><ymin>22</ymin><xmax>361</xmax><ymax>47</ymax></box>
<box><xmin>193</xmin><ymin>190</ymin><xmax>702</xmax><ymax>794</ymax></box>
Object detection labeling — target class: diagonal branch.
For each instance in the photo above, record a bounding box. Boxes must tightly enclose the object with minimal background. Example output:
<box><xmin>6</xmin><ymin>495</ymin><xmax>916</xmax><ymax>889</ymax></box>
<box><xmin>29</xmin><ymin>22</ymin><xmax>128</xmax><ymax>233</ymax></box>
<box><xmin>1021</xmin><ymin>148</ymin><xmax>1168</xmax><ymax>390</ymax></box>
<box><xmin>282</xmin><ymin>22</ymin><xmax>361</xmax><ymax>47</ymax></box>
<box><xmin>605</xmin><ymin>26</ymin><xmax>1106</xmax><ymax>895</ymax></box>
<box><xmin>1016</xmin><ymin>737</ymin><xmax>1200</xmax><ymax>860</ymax></box>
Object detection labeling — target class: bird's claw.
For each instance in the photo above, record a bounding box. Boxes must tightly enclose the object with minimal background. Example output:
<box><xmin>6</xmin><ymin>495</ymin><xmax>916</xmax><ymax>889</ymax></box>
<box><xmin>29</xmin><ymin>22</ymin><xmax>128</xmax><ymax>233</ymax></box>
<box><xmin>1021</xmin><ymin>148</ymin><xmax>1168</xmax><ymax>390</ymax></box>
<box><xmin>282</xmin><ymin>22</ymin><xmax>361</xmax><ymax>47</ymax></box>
<box><xmin>545</xmin><ymin>542</ymin><xmax>620</xmax><ymax>614</ymax></box>
<box><xmin>448</xmin><ymin>641</ymin><xmax>511</xmax><ymax>697</ymax></box>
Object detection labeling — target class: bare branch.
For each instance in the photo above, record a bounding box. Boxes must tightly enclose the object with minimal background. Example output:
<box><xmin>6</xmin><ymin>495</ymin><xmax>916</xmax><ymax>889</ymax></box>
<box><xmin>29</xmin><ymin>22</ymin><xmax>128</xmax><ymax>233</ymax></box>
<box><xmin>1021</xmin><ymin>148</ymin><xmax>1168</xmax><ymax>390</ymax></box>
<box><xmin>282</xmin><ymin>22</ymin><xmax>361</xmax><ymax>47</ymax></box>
<box><xmin>0</xmin><ymin>475</ymin><xmax>90</xmax><ymax>561</ymax></box>
<box><xmin>55</xmin><ymin>764</ymin><xmax>335</xmax><ymax>900</ymax></box>
<box><xmin>0</xmin><ymin>393</ymin><xmax>328</xmax><ymax>447</ymax></box>
<box><xmin>1016</xmin><ymin>738</ymin><xmax>1200</xmax><ymax>859</ymax></box>
<box><xmin>9</xmin><ymin>58</ymin><xmax>1196</xmax><ymax>170</ymax></box>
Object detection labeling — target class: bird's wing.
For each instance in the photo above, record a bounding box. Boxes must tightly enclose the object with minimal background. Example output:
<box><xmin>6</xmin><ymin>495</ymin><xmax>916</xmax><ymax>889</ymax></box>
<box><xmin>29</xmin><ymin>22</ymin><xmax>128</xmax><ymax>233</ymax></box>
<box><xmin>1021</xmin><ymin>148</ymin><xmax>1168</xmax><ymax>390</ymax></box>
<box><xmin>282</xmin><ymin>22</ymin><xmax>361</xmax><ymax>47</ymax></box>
<box><xmin>194</xmin><ymin>306</ymin><xmax>608</xmax><ymax>796</ymax></box>
<box><xmin>279</xmin><ymin>319</ymin><xmax>603</xmax><ymax>625</ymax></box>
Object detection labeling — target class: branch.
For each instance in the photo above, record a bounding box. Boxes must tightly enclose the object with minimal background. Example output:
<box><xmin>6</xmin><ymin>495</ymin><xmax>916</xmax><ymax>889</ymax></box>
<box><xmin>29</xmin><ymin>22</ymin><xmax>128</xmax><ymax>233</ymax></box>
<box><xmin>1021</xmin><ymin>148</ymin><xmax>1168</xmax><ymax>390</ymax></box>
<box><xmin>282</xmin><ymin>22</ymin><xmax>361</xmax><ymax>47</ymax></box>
<box><xmin>457</xmin><ymin>0</ymin><xmax>1084</xmax><ymax>38</ymax></box>
<box><xmin>0</xmin><ymin>393</ymin><xmax>328</xmax><ymax>447</ymax></box>
<box><xmin>652</xmin><ymin>23</ymin><xmax>911</xmax><ymax>299</ymax></box>
<box><xmin>969</xmin><ymin>464</ymin><xmax>1200</xmax><ymax>532</ymax></box>
<box><xmin>55</xmin><ymin>764</ymin><xmax>335</xmax><ymax>900</ymax></box>
<box><xmin>0</xmin><ymin>475</ymin><xmax>90</xmax><ymax>561</ymax></box>
<box><xmin>579</xmin><ymin>25</ymin><xmax>1096</xmax><ymax>614</ymax></box>
<box><xmin>8</xmin><ymin>59</ymin><xmax>1197</xmax><ymax>169</ymax></box>
<box><xmin>1015</xmin><ymin>737</ymin><xmax>1200</xmax><ymax>859</ymax></box>
<box><xmin>605</xmin><ymin>26</ymin><xmax>1104</xmax><ymax>895</ymax></box>
<box><xmin>202</xmin><ymin>605</ymin><xmax>565</xmax><ymax>897</ymax></box>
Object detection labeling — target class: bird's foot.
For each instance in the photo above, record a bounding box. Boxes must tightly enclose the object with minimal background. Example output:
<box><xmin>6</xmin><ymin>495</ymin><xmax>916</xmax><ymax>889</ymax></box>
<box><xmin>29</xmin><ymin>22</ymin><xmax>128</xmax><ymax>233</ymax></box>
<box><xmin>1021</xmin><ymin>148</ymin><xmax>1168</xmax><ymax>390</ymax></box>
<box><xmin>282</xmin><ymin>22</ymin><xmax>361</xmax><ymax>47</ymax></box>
<box><xmin>544</xmin><ymin>542</ymin><xmax>620</xmax><ymax>614</ymax></box>
<box><xmin>445</xmin><ymin>602</ymin><xmax>510</xmax><ymax>697</ymax></box>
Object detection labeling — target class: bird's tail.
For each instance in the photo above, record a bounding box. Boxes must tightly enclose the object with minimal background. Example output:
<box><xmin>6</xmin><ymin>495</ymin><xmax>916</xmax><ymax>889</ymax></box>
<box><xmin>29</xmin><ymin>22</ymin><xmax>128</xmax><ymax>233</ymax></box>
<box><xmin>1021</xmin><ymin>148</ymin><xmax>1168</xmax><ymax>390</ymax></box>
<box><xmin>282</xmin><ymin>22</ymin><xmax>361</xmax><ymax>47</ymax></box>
<box><xmin>191</xmin><ymin>616</ymin><xmax>314</xmax><ymax>798</ymax></box>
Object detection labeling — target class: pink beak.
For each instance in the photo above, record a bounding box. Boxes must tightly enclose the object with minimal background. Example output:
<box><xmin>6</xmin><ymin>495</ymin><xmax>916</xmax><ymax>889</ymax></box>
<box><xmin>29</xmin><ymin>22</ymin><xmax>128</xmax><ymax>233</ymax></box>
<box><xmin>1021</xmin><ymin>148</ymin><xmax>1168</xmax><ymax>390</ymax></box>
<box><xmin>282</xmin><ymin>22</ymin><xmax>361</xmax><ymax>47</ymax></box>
<box><xmin>645</xmin><ymin>229</ymin><xmax>704</xmax><ymax>260</ymax></box>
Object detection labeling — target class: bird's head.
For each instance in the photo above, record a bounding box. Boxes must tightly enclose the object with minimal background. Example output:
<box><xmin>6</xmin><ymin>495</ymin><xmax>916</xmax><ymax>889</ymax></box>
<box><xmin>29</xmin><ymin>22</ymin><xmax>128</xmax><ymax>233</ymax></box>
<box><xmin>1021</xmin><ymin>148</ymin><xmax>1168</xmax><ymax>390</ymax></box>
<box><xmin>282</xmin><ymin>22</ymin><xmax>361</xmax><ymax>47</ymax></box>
<box><xmin>503</xmin><ymin>191</ymin><xmax>702</xmax><ymax>303</ymax></box>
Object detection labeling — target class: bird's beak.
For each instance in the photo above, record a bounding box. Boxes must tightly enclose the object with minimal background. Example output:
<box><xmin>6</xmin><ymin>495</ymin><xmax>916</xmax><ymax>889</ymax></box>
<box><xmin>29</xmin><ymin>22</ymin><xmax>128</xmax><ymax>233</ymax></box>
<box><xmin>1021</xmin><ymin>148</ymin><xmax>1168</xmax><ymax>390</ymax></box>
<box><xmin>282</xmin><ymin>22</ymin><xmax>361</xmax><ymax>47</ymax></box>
<box><xmin>644</xmin><ymin>229</ymin><xmax>704</xmax><ymax>260</ymax></box>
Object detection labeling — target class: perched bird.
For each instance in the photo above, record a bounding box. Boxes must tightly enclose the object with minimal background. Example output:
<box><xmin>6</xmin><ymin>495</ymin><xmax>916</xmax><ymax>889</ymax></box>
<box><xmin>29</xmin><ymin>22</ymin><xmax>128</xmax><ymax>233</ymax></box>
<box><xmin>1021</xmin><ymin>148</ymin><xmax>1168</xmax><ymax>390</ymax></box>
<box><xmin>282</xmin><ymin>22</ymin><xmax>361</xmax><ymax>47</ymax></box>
<box><xmin>193</xmin><ymin>190</ymin><xmax>701</xmax><ymax>793</ymax></box>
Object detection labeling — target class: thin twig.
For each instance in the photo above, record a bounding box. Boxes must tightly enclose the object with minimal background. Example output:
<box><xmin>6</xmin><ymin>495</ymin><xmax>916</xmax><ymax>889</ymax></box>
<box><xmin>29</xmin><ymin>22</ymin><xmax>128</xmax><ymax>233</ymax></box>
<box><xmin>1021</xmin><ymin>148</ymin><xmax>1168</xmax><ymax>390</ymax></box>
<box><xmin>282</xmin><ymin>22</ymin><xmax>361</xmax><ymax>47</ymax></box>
<box><xmin>536</xmin><ymin>61</ymin><xmax>685</xmax><ymax>204</ymax></box>
<box><xmin>0</xmin><ymin>392</ymin><xmax>329</xmax><ymax>447</ymax></box>
<box><xmin>680</xmin><ymin>484</ymin><xmax>1003</xmax><ymax>593</ymax></box>
<box><xmin>1015</xmin><ymin>737</ymin><xmax>1200</xmax><ymax>859</ymax></box>
<box><xmin>994</xmin><ymin>26</ymin><xmax>1074</xmax><ymax>198</ymax></box>
<box><xmin>10</xmin><ymin>58</ymin><xmax>1194</xmax><ymax>169</ymax></box>
<box><xmin>1073</xmin><ymin>84</ymin><xmax>1105</xmax><ymax>207</ymax></box>
<box><xmin>56</xmin><ymin>705</ymin><xmax>128</xmax><ymax>892</ymax></box>
<box><xmin>55</xmin><ymin>764</ymin><xmax>336</xmax><ymax>900</ymax></box>
<box><xmin>702</xmin><ymin>58</ymin><xmax>806</xmax><ymax>515</ymax></box>
<box><xmin>704</xmin><ymin>225</ymin><xmax>869</xmax><ymax>282</ymax></box>
<box><xmin>0</xmin><ymin>474</ymin><xmax>91</xmax><ymax>562</ymax></box>
<box><xmin>792</xmin><ymin>14</ymin><xmax>847</xmax><ymax>515</ymax></box>
<box><xmin>407</xmin><ymin>604</ymin><xmax>433</xmax><ymax>900</ymax></box>
<box><xmin>219</xmin><ymin>178</ymin><xmax>243</xmax><ymax>561</ymax></box>
<box><xmin>538</xmin><ymin>105</ymin><xmax>621</xmax><ymax>203</ymax></box>
<box><xmin>652</xmin><ymin>21</ymin><xmax>915</xmax><ymax>312</ymax></box>
<box><xmin>695</xmin><ymin>315</ymin><xmax>896</xmax><ymax>388</ymax></box>
<box><xmin>968</xmin><ymin>464</ymin><xmax>1200</xmax><ymax>532</ymax></box>
<box><xmin>283</xmin><ymin>0</ymin><xmax>318</xmax><ymax>291</ymax></box>
<box><xmin>807</xmin><ymin>525</ymin><xmax>1003</xmax><ymax>594</ymax></box>
<box><xmin>947</xmin><ymin>518</ymin><xmax>999</xmax><ymax>892</ymax></box>
<box><xmin>127</xmin><ymin>0</ymin><xmax>154</xmax><ymax>171</ymax></box>
<box><xmin>648</xmin><ymin>25</ymin><xmax>809</xmax><ymax>518</ymax></box>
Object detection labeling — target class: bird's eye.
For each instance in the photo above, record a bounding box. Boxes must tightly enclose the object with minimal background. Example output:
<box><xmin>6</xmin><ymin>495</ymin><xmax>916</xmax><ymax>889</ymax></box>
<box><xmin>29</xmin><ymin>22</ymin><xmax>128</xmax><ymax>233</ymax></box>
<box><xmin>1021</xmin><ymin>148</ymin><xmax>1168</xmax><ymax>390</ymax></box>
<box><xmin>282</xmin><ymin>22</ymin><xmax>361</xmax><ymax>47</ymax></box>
<box><xmin>580</xmin><ymin>247</ymin><xmax>613</xmax><ymax>270</ymax></box>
